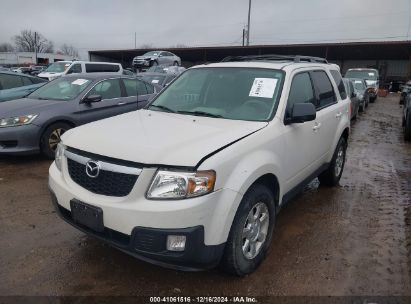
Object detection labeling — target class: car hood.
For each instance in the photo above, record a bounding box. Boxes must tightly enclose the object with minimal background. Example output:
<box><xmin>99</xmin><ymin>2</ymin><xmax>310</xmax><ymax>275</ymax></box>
<box><xmin>38</xmin><ymin>72</ymin><xmax>63</xmax><ymax>77</ymax></box>
<box><xmin>62</xmin><ymin>109</ymin><xmax>268</xmax><ymax>167</ymax></box>
<box><xmin>0</xmin><ymin>97</ymin><xmax>64</xmax><ymax>118</ymax></box>
<box><xmin>134</xmin><ymin>55</ymin><xmax>154</xmax><ymax>60</ymax></box>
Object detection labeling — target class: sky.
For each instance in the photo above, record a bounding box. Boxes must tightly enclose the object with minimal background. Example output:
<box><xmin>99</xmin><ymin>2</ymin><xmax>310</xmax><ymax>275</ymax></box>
<box><xmin>0</xmin><ymin>0</ymin><xmax>411</xmax><ymax>59</ymax></box>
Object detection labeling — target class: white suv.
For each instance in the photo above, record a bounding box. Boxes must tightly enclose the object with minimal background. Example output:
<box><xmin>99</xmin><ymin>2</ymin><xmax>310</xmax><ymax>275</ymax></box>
<box><xmin>49</xmin><ymin>55</ymin><xmax>350</xmax><ymax>275</ymax></box>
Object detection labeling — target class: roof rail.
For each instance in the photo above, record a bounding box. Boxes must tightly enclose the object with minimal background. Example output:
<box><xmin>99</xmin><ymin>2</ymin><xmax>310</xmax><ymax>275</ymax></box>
<box><xmin>221</xmin><ymin>54</ymin><xmax>328</xmax><ymax>64</ymax></box>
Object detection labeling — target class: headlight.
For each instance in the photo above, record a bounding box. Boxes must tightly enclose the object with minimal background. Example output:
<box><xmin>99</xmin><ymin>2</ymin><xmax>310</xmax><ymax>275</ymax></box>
<box><xmin>55</xmin><ymin>143</ymin><xmax>65</xmax><ymax>171</ymax></box>
<box><xmin>147</xmin><ymin>170</ymin><xmax>216</xmax><ymax>199</ymax></box>
<box><xmin>0</xmin><ymin>114</ymin><xmax>38</xmax><ymax>128</ymax></box>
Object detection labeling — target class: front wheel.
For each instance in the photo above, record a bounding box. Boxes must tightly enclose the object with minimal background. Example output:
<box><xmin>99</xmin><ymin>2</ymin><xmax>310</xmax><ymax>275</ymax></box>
<box><xmin>318</xmin><ymin>137</ymin><xmax>347</xmax><ymax>187</ymax></box>
<box><xmin>40</xmin><ymin>122</ymin><xmax>72</xmax><ymax>159</ymax></box>
<box><xmin>221</xmin><ymin>184</ymin><xmax>276</xmax><ymax>276</ymax></box>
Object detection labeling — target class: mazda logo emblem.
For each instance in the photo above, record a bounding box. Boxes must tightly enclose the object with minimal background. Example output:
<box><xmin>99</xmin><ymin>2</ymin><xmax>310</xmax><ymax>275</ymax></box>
<box><xmin>86</xmin><ymin>160</ymin><xmax>100</xmax><ymax>178</ymax></box>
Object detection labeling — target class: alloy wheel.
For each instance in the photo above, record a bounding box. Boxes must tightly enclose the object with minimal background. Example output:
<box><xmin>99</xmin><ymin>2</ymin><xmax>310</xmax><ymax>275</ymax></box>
<box><xmin>49</xmin><ymin>128</ymin><xmax>66</xmax><ymax>152</ymax></box>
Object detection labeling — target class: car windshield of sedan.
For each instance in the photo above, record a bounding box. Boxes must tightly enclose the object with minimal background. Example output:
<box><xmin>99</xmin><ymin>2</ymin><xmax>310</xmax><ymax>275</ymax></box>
<box><xmin>144</xmin><ymin>51</ymin><xmax>159</xmax><ymax>56</ymax></box>
<box><xmin>44</xmin><ymin>62</ymin><xmax>70</xmax><ymax>73</ymax></box>
<box><xmin>28</xmin><ymin>77</ymin><xmax>91</xmax><ymax>101</ymax></box>
<box><xmin>148</xmin><ymin>67</ymin><xmax>284</xmax><ymax>121</ymax></box>
<box><xmin>345</xmin><ymin>70</ymin><xmax>378</xmax><ymax>80</ymax></box>
<box><xmin>142</xmin><ymin>75</ymin><xmax>166</xmax><ymax>85</ymax></box>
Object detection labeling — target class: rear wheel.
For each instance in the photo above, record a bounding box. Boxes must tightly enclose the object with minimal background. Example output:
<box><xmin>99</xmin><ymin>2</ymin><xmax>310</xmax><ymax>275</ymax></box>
<box><xmin>40</xmin><ymin>122</ymin><xmax>71</xmax><ymax>159</ymax></box>
<box><xmin>221</xmin><ymin>184</ymin><xmax>276</xmax><ymax>276</ymax></box>
<box><xmin>173</xmin><ymin>61</ymin><xmax>179</xmax><ymax>66</ymax></box>
<box><xmin>319</xmin><ymin>137</ymin><xmax>347</xmax><ymax>187</ymax></box>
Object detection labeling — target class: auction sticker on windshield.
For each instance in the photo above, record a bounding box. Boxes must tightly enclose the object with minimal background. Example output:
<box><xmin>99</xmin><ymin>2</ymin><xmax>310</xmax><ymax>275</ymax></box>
<box><xmin>72</xmin><ymin>79</ymin><xmax>89</xmax><ymax>86</ymax></box>
<box><xmin>249</xmin><ymin>78</ymin><xmax>278</xmax><ymax>98</ymax></box>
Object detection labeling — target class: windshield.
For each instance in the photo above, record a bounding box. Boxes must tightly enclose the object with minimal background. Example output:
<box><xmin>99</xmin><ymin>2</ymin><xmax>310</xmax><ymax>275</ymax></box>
<box><xmin>345</xmin><ymin>70</ymin><xmax>378</xmax><ymax>80</ymax></box>
<box><xmin>143</xmin><ymin>51</ymin><xmax>159</xmax><ymax>56</ymax></box>
<box><xmin>29</xmin><ymin>77</ymin><xmax>91</xmax><ymax>100</ymax></box>
<box><xmin>142</xmin><ymin>75</ymin><xmax>166</xmax><ymax>85</ymax></box>
<box><xmin>45</xmin><ymin>62</ymin><xmax>71</xmax><ymax>73</ymax></box>
<box><xmin>351</xmin><ymin>80</ymin><xmax>366</xmax><ymax>91</ymax></box>
<box><xmin>148</xmin><ymin>67</ymin><xmax>284</xmax><ymax>121</ymax></box>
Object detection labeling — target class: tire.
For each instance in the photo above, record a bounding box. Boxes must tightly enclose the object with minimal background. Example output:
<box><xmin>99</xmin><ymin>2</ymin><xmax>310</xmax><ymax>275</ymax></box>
<box><xmin>359</xmin><ymin>102</ymin><xmax>365</xmax><ymax>113</ymax></box>
<box><xmin>318</xmin><ymin>137</ymin><xmax>347</xmax><ymax>187</ymax></box>
<box><xmin>173</xmin><ymin>61</ymin><xmax>179</xmax><ymax>66</ymax></box>
<box><xmin>40</xmin><ymin>122</ymin><xmax>72</xmax><ymax>159</ymax></box>
<box><xmin>353</xmin><ymin>105</ymin><xmax>359</xmax><ymax>120</ymax></box>
<box><xmin>221</xmin><ymin>184</ymin><xmax>276</xmax><ymax>276</ymax></box>
<box><xmin>370</xmin><ymin>95</ymin><xmax>376</xmax><ymax>103</ymax></box>
<box><xmin>405</xmin><ymin>112</ymin><xmax>411</xmax><ymax>141</ymax></box>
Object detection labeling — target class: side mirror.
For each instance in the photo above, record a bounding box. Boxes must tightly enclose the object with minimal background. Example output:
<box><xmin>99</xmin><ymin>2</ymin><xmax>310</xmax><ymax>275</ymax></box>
<box><xmin>83</xmin><ymin>94</ymin><xmax>102</xmax><ymax>103</ymax></box>
<box><xmin>285</xmin><ymin>103</ymin><xmax>316</xmax><ymax>125</ymax></box>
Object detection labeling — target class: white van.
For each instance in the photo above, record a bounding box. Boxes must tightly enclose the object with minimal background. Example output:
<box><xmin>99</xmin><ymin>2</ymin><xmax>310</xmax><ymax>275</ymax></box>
<box><xmin>38</xmin><ymin>61</ymin><xmax>123</xmax><ymax>81</ymax></box>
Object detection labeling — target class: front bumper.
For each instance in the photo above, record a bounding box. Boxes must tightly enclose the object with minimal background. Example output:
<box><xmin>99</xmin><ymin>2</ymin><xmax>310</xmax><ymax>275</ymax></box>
<box><xmin>132</xmin><ymin>60</ymin><xmax>150</xmax><ymax>68</ymax></box>
<box><xmin>49</xmin><ymin>160</ymin><xmax>242</xmax><ymax>270</ymax></box>
<box><xmin>0</xmin><ymin>124</ymin><xmax>41</xmax><ymax>155</ymax></box>
<box><xmin>50</xmin><ymin>190</ymin><xmax>225</xmax><ymax>270</ymax></box>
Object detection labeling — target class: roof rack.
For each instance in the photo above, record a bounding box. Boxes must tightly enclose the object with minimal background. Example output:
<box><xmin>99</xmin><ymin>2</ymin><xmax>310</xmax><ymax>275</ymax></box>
<box><xmin>221</xmin><ymin>54</ymin><xmax>328</xmax><ymax>64</ymax></box>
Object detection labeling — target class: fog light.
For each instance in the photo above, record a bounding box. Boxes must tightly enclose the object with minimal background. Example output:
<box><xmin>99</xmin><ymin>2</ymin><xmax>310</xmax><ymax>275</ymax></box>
<box><xmin>166</xmin><ymin>235</ymin><xmax>186</xmax><ymax>251</ymax></box>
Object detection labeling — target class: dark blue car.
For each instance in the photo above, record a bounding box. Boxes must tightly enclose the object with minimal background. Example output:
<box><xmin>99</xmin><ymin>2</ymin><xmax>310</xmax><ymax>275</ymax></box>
<box><xmin>0</xmin><ymin>71</ymin><xmax>47</xmax><ymax>102</ymax></box>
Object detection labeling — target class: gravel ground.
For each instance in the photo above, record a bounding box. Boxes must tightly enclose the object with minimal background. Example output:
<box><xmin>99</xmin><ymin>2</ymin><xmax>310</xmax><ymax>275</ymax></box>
<box><xmin>0</xmin><ymin>93</ymin><xmax>410</xmax><ymax>296</ymax></box>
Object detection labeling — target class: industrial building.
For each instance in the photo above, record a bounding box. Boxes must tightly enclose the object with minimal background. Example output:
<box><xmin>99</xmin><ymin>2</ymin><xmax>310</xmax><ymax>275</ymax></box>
<box><xmin>0</xmin><ymin>51</ymin><xmax>75</xmax><ymax>66</ymax></box>
<box><xmin>89</xmin><ymin>40</ymin><xmax>411</xmax><ymax>82</ymax></box>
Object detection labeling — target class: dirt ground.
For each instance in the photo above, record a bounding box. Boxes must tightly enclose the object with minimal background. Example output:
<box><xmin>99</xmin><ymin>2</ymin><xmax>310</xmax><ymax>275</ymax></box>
<box><xmin>0</xmin><ymin>93</ymin><xmax>410</xmax><ymax>296</ymax></box>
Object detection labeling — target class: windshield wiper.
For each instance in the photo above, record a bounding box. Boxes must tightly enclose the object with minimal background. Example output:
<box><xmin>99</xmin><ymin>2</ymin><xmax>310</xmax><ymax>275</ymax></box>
<box><xmin>148</xmin><ymin>104</ymin><xmax>176</xmax><ymax>113</ymax></box>
<box><xmin>176</xmin><ymin>110</ymin><xmax>224</xmax><ymax>118</ymax></box>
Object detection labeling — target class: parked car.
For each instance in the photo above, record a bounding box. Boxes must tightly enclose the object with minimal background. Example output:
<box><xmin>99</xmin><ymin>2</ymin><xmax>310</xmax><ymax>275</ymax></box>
<box><xmin>349</xmin><ymin>78</ymin><xmax>369</xmax><ymax>112</ymax></box>
<box><xmin>37</xmin><ymin>61</ymin><xmax>72</xmax><ymax>80</ymax></box>
<box><xmin>49</xmin><ymin>54</ymin><xmax>350</xmax><ymax>275</ymax></box>
<box><xmin>13</xmin><ymin>67</ymin><xmax>31</xmax><ymax>74</ymax></box>
<box><xmin>145</xmin><ymin>65</ymin><xmax>186</xmax><ymax>75</ymax></box>
<box><xmin>137</xmin><ymin>72</ymin><xmax>178</xmax><ymax>87</ymax></box>
<box><xmin>0</xmin><ymin>71</ymin><xmax>47</xmax><ymax>102</ymax></box>
<box><xmin>0</xmin><ymin>66</ymin><xmax>10</xmax><ymax>71</ymax></box>
<box><xmin>345</xmin><ymin>68</ymin><xmax>379</xmax><ymax>102</ymax></box>
<box><xmin>403</xmin><ymin>91</ymin><xmax>411</xmax><ymax>140</ymax></box>
<box><xmin>132</xmin><ymin>51</ymin><xmax>181</xmax><ymax>72</ymax></box>
<box><xmin>342</xmin><ymin>78</ymin><xmax>359</xmax><ymax>120</ymax></box>
<box><xmin>30</xmin><ymin>65</ymin><xmax>47</xmax><ymax>76</ymax></box>
<box><xmin>400</xmin><ymin>80</ymin><xmax>411</xmax><ymax>105</ymax></box>
<box><xmin>38</xmin><ymin>61</ymin><xmax>124</xmax><ymax>81</ymax></box>
<box><xmin>0</xmin><ymin>73</ymin><xmax>159</xmax><ymax>158</ymax></box>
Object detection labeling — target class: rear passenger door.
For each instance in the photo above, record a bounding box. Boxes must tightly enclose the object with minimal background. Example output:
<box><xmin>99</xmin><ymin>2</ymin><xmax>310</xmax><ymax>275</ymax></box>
<box><xmin>77</xmin><ymin>78</ymin><xmax>129</xmax><ymax>124</ymax></box>
<box><xmin>122</xmin><ymin>78</ymin><xmax>153</xmax><ymax>109</ymax></box>
<box><xmin>310</xmin><ymin>70</ymin><xmax>342</xmax><ymax>163</ymax></box>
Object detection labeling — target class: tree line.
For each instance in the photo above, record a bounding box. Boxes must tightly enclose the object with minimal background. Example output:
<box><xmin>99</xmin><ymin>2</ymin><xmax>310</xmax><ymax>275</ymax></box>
<box><xmin>0</xmin><ymin>30</ymin><xmax>79</xmax><ymax>57</ymax></box>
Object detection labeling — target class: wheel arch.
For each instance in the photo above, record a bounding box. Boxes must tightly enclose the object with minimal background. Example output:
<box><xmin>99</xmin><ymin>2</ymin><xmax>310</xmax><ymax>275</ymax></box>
<box><xmin>39</xmin><ymin>119</ymin><xmax>76</xmax><ymax>147</ymax></box>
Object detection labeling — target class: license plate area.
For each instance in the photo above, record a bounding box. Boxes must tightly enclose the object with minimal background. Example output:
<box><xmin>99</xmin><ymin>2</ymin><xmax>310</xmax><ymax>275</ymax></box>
<box><xmin>70</xmin><ymin>199</ymin><xmax>104</xmax><ymax>232</ymax></box>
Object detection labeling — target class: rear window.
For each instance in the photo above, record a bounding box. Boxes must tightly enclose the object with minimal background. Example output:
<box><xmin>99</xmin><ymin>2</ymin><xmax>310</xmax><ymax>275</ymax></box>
<box><xmin>345</xmin><ymin>69</ymin><xmax>378</xmax><ymax>80</ymax></box>
<box><xmin>85</xmin><ymin>64</ymin><xmax>120</xmax><ymax>73</ymax></box>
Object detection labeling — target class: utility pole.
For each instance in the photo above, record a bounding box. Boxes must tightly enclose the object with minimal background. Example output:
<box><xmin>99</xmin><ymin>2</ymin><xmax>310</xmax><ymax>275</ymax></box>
<box><xmin>246</xmin><ymin>0</ymin><xmax>251</xmax><ymax>46</ymax></box>
<box><xmin>242</xmin><ymin>28</ymin><xmax>246</xmax><ymax>46</ymax></box>
<box><xmin>134</xmin><ymin>32</ymin><xmax>137</xmax><ymax>49</ymax></box>
<box><xmin>34</xmin><ymin>31</ymin><xmax>38</xmax><ymax>64</ymax></box>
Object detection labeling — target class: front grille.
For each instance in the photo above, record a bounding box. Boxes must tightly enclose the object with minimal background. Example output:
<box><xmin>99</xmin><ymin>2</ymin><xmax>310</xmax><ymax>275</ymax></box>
<box><xmin>66</xmin><ymin>155</ymin><xmax>139</xmax><ymax>197</ymax></box>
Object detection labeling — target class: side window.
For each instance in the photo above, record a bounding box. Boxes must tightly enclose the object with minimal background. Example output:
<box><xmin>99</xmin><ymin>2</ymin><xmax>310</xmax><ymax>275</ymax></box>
<box><xmin>67</xmin><ymin>64</ymin><xmax>82</xmax><ymax>74</ymax></box>
<box><xmin>330</xmin><ymin>70</ymin><xmax>347</xmax><ymax>99</ymax></box>
<box><xmin>87</xmin><ymin>79</ymin><xmax>122</xmax><ymax>100</ymax></box>
<box><xmin>348</xmin><ymin>81</ymin><xmax>355</xmax><ymax>97</ymax></box>
<box><xmin>21</xmin><ymin>76</ymin><xmax>32</xmax><ymax>86</ymax></box>
<box><xmin>286</xmin><ymin>72</ymin><xmax>315</xmax><ymax>117</ymax></box>
<box><xmin>311</xmin><ymin>71</ymin><xmax>337</xmax><ymax>108</ymax></box>
<box><xmin>0</xmin><ymin>74</ymin><xmax>23</xmax><ymax>89</ymax></box>
<box><xmin>123</xmin><ymin>78</ymin><xmax>137</xmax><ymax>97</ymax></box>
<box><xmin>145</xmin><ymin>82</ymin><xmax>154</xmax><ymax>94</ymax></box>
<box><xmin>31</xmin><ymin>77</ymin><xmax>47</xmax><ymax>84</ymax></box>
<box><xmin>85</xmin><ymin>64</ymin><xmax>120</xmax><ymax>73</ymax></box>
<box><xmin>136</xmin><ymin>80</ymin><xmax>148</xmax><ymax>95</ymax></box>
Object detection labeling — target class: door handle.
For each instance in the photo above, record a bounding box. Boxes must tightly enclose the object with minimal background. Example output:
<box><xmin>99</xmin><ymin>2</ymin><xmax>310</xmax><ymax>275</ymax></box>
<box><xmin>312</xmin><ymin>122</ymin><xmax>321</xmax><ymax>132</ymax></box>
<box><xmin>336</xmin><ymin>112</ymin><xmax>342</xmax><ymax>118</ymax></box>
<box><xmin>117</xmin><ymin>102</ymin><xmax>126</xmax><ymax>105</ymax></box>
